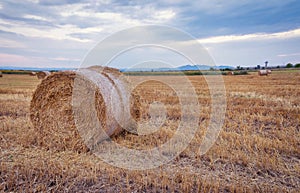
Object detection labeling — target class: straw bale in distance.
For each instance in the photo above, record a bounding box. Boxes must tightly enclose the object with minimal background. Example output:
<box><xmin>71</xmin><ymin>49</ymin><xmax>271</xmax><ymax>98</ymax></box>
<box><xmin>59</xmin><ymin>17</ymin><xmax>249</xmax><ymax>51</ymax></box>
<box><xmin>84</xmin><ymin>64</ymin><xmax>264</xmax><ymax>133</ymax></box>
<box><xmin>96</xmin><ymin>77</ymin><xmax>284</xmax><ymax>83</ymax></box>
<box><xmin>37</xmin><ymin>71</ymin><xmax>51</xmax><ymax>79</ymax></box>
<box><xmin>29</xmin><ymin>71</ymin><xmax>36</xmax><ymax>76</ymax></box>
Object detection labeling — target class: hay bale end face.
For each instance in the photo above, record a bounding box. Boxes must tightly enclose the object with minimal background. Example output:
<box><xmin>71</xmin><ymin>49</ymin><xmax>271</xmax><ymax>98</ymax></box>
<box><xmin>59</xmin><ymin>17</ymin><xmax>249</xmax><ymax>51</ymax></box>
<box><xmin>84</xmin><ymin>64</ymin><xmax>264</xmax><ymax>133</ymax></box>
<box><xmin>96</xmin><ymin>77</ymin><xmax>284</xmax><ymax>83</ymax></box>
<box><xmin>30</xmin><ymin>67</ymin><xmax>140</xmax><ymax>152</ymax></box>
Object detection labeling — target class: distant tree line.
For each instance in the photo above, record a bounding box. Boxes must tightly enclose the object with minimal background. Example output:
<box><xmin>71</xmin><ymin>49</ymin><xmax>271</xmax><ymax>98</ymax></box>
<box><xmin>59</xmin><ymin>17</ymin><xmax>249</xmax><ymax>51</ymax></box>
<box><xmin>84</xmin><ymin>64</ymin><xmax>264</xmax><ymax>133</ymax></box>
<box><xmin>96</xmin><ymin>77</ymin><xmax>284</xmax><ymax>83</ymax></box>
<box><xmin>235</xmin><ymin>63</ymin><xmax>300</xmax><ymax>70</ymax></box>
<box><xmin>286</xmin><ymin>63</ymin><xmax>300</xmax><ymax>68</ymax></box>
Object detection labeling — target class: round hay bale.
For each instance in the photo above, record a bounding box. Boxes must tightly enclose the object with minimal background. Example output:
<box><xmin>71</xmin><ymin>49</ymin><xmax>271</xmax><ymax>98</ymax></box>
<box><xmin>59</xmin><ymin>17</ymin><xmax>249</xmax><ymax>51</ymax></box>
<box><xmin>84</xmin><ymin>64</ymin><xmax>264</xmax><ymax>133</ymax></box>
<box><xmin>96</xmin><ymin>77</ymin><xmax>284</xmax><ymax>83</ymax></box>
<box><xmin>0</xmin><ymin>71</ymin><xmax>2</xmax><ymax>77</ymax></box>
<box><xmin>37</xmin><ymin>71</ymin><xmax>51</xmax><ymax>79</ymax></box>
<box><xmin>30</xmin><ymin>67</ymin><xmax>141</xmax><ymax>152</ymax></box>
<box><xmin>29</xmin><ymin>71</ymin><xmax>36</xmax><ymax>76</ymax></box>
<box><xmin>258</xmin><ymin>70</ymin><xmax>271</xmax><ymax>76</ymax></box>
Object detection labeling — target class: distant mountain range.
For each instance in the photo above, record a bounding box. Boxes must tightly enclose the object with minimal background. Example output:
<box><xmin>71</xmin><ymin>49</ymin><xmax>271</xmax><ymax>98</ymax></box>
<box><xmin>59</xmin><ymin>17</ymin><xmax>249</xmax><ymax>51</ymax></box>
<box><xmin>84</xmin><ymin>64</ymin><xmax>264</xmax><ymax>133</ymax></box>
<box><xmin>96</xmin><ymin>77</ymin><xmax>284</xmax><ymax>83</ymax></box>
<box><xmin>0</xmin><ymin>64</ymin><xmax>234</xmax><ymax>72</ymax></box>
<box><xmin>121</xmin><ymin>64</ymin><xmax>234</xmax><ymax>72</ymax></box>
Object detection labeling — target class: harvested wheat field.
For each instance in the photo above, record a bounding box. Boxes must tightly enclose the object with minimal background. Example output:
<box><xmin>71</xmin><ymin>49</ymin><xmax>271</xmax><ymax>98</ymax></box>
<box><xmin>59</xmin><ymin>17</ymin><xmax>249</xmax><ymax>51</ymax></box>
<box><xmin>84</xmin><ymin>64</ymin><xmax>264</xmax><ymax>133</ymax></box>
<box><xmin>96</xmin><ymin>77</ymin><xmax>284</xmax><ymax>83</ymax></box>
<box><xmin>0</xmin><ymin>71</ymin><xmax>299</xmax><ymax>192</ymax></box>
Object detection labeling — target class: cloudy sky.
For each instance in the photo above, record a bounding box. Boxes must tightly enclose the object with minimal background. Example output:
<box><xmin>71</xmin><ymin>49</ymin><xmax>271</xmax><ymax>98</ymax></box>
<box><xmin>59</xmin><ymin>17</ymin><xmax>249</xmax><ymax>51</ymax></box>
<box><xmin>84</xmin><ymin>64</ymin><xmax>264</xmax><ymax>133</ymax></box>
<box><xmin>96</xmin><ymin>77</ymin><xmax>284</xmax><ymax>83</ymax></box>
<box><xmin>0</xmin><ymin>0</ymin><xmax>300</xmax><ymax>68</ymax></box>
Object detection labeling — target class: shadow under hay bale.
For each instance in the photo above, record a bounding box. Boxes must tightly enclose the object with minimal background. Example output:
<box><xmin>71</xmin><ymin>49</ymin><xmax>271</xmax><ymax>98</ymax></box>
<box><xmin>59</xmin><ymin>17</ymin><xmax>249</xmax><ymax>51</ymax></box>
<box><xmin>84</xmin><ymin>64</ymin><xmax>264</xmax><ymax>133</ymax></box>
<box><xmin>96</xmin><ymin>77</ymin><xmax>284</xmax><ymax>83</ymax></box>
<box><xmin>30</xmin><ymin>66</ymin><xmax>141</xmax><ymax>152</ymax></box>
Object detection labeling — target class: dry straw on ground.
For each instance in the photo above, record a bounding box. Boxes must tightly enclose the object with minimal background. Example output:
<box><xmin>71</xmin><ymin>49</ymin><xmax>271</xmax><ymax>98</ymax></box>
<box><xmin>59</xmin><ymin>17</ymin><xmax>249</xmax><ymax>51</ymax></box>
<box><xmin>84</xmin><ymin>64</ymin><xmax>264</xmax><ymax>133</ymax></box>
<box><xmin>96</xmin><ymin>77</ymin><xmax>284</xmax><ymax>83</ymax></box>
<box><xmin>1</xmin><ymin>72</ymin><xmax>300</xmax><ymax>192</ymax></box>
<box><xmin>30</xmin><ymin>66</ymin><xmax>140</xmax><ymax>152</ymax></box>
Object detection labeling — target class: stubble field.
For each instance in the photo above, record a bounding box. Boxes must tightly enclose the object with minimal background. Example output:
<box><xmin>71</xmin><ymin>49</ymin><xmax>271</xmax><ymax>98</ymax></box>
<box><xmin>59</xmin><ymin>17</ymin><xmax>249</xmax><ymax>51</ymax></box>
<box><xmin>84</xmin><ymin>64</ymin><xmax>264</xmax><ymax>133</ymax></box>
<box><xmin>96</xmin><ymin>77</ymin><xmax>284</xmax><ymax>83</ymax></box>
<box><xmin>0</xmin><ymin>71</ymin><xmax>299</xmax><ymax>192</ymax></box>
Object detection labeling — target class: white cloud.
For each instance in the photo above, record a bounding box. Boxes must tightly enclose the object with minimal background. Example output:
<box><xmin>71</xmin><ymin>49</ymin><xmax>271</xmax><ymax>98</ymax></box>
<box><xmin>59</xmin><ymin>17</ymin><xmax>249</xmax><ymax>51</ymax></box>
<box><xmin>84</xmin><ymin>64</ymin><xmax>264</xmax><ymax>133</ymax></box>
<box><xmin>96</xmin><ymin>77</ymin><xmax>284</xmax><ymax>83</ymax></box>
<box><xmin>0</xmin><ymin>19</ymin><xmax>11</xmax><ymax>26</ymax></box>
<box><xmin>0</xmin><ymin>3</ymin><xmax>176</xmax><ymax>43</ymax></box>
<box><xmin>0</xmin><ymin>53</ymin><xmax>38</xmax><ymax>66</ymax></box>
<box><xmin>55</xmin><ymin>3</ymin><xmax>89</xmax><ymax>17</ymax></box>
<box><xmin>152</xmin><ymin>10</ymin><xmax>176</xmax><ymax>20</ymax></box>
<box><xmin>179</xmin><ymin>0</ymin><xmax>295</xmax><ymax>15</ymax></box>
<box><xmin>23</xmin><ymin>14</ymin><xmax>51</xmax><ymax>22</ymax></box>
<box><xmin>0</xmin><ymin>20</ymin><xmax>102</xmax><ymax>42</ymax></box>
<box><xmin>61</xmin><ymin>10</ymin><xmax>141</xmax><ymax>26</ymax></box>
<box><xmin>199</xmin><ymin>28</ymin><xmax>300</xmax><ymax>44</ymax></box>
<box><xmin>26</xmin><ymin>0</ymin><xmax>39</xmax><ymax>3</ymax></box>
<box><xmin>0</xmin><ymin>53</ymin><xmax>81</xmax><ymax>67</ymax></box>
<box><xmin>278</xmin><ymin>53</ymin><xmax>300</xmax><ymax>57</ymax></box>
<box><xmin>49</xmin><ymin>57</ymin><xmax>81</xmax><ymax>61</ymax></box>
<box><xmin>57</xmin><ymin>3</ymin><xmax>175</xmax><ymax>28</ymax></box>
<box><xmin>0</xmin><ymin>38</ymin><xmax>26</xmax><ymax>48</ymax></box>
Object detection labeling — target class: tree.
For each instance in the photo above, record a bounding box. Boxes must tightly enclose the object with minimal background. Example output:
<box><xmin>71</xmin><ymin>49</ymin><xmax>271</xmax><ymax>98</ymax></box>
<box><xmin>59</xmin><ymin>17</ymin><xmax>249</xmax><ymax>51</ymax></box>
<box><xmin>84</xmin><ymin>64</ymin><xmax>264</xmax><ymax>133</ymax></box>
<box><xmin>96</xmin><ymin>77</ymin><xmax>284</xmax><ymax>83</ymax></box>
<box><xmin>286</xmin><ymin>63</ymin><xmax>293</xmax><ymax>68</ymax></box>
<box><xmin>295</xmin><ymin>63</ymin><xmax>300</xmax><ymax>68</ymax></box>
